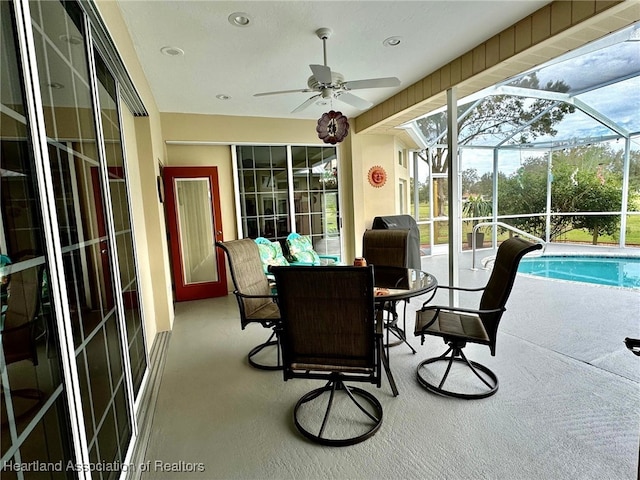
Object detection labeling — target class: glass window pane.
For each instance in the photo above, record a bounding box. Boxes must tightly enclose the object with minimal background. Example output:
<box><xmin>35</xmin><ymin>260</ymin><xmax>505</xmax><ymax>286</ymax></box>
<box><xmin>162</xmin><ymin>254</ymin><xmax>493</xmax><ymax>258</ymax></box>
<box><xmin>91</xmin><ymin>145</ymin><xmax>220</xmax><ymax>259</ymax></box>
<box><xmin>626</xmin><ymin>215</ymin><xmax>640</xmax><ymax>247</ymax></box>
<box><xmin>433</xmin><ymin>219</ymin><xmax>449</xmax><ymax>246</ymax></box>
<box><xmin>628</xmin><ymin>140</ymin><xmax>639</xmax><ymax>215</ymax></box>
<box><xmin>175</xmin><ymin>178</ymin><xmax>217</xmax><ymax>284</ymax></box>
<box><xmin>412</xmin><ymin>153</ymin><xmax>430</xmax><ymax>222</ymax></box>
<box><xmin>31</xmin><ymin>0</ymin><xmax>131</xmax><ymax>468</ymax></box>
<box><xmin>1</xmin><ymin>0</ymin><xmax>74</xmax><ymax>468</ymax></box>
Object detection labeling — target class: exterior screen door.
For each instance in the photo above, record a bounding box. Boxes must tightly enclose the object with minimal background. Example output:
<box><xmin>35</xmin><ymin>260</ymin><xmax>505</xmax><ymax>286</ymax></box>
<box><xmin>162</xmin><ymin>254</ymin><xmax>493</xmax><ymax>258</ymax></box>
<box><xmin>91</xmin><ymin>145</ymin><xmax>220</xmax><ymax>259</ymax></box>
<box><xmin>163</xmin><ymin>167</ymin><xmax>227</xmax><ymax>301</ymax></box>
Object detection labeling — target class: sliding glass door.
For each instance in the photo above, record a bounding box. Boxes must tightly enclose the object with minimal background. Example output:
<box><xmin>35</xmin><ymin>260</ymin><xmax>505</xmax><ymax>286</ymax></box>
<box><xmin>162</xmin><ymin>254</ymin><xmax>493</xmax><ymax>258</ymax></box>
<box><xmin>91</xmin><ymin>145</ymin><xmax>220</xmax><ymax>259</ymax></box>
<box><xmin>1</xmin><ymin>0</ymin><xmax>148</xmax><ymax>476</ymax></box>
<box><xmin>1</xmin><ymin>1</ymin><xmax>76</xmax><ymax>471</ymax></box>
<box><xmin>234</xmin><ymin>145</ymin><xmax>341</xmax><ymax>257</ymax></box>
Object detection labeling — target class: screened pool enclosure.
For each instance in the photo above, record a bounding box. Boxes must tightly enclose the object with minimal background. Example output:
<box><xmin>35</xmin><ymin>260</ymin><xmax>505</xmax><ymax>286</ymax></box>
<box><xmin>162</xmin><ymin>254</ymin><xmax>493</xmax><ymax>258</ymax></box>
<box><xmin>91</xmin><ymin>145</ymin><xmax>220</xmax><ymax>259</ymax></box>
<box><xmin>403</xmin><ymin>21</ymin><xmax>640</xmax><ymax>253</ymax></box>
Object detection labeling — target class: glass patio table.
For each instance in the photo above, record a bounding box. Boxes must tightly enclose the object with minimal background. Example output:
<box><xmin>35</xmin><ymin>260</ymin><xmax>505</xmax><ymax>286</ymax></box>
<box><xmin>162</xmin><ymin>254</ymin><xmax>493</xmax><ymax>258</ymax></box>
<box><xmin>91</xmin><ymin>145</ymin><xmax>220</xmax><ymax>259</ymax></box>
<box><xmin>372</xmin><ymin>265</ymin><xmax>438</xmax><ymax>396</ymax></box>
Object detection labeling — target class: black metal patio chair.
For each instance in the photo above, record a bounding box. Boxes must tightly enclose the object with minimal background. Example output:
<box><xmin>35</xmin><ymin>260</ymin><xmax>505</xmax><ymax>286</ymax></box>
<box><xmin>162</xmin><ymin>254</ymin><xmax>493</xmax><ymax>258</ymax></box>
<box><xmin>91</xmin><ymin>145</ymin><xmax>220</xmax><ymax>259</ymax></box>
<box><xmin>271</xmin><ymin>265</ymin><xmax>384</xmax><ymax>446</ymax></box>
<box><xmin>414</xmin><ymin>236</ymin><xmax>542</xmax><ymax>399</ymax></box>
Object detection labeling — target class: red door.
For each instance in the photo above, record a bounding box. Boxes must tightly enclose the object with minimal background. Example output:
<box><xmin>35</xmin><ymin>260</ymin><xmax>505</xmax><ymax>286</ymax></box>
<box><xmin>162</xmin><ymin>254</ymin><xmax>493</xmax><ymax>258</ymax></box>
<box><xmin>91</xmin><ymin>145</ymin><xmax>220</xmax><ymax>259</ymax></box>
<box><xmin>163</xmin><ymin>167</ymin><xmax>227</xmax><ymax>301</ymax></box>
<box><xmin>91</xmin><ymin>166</ymin><xmax>117</xmax><ymax>310</ymax></box>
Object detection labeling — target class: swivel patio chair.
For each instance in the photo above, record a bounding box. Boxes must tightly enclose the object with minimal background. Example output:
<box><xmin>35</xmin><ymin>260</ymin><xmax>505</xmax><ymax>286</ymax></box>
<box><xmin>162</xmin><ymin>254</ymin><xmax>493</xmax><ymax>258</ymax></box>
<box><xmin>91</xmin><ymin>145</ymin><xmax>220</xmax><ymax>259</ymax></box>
<box><xmin>2</xmin><ymin>263</ymin><xmax>43</xmax><ymax>367</ymax></box>
<box><xmin>216</xmin><ymin>239</ymin><xmax>281</xmax><ymax>370</ymax></box>
<box><xmin>271</xmin><ymin>265</ymin><xmax>384</xmax><ymax>446</ymax></box>
<box><xmin>362</xmin><ymin>228</ymin><xmax>416</xmax><ymax>354</ymax></box>
<box><xmin>1</xmin><ymin>263</ymin><xmax>46</xmax><ymax>425</ymax></box>
<box><xmin>414</xmin><ymin>236</ymin><xmax>542</xmax><ymax>399</ymax></box>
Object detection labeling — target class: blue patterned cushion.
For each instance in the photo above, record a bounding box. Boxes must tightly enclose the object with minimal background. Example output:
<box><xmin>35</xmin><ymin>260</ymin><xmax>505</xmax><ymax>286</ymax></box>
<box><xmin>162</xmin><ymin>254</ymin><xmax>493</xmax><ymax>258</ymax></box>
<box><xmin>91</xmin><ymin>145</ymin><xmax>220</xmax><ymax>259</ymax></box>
<box><xmin>255</xmin><ymin>238</ymin><xmax>289</xmax><ymax>272</ymax></box>
<box><xmin>286</xmin><ymin>234</ymin><xmax>320</xmax><ymax>264</ymax></box>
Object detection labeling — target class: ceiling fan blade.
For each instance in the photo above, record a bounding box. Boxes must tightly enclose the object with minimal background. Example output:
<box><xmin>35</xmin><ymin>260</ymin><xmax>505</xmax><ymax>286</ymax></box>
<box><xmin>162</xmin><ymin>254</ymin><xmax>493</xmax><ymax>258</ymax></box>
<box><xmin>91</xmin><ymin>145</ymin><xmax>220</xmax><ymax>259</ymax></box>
<box><xmin>254</xmin><ymin>88</ymin><xmax>314</xmax><ymax>97</ymax></box>
<box><xmin>342</xmin><ymin>77</ymin><xmax>401</xmax><ymax>90</ymax></box>
<box><xmin>336</xmin><ymin>92</ymin><xmax>372</xmax><ymax>110</ymax></box>
<box><xmin>310</xmin><ymin>64</ymin><xmax>332</xmax><ymax>84</ymax></box>
<box><xmin>291</xmin><ymin>94</ymin><xmax>321</xmax><ymax>113</ymax></box>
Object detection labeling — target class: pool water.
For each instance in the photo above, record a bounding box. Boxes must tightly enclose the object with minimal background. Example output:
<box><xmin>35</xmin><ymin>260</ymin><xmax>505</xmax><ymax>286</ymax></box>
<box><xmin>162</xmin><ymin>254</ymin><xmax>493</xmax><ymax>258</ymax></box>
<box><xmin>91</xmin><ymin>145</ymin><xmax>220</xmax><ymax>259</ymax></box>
<box><xmin>518</xmin><ymin>255</ymin><xmax>640</xmax><ymax>289</ymax></box>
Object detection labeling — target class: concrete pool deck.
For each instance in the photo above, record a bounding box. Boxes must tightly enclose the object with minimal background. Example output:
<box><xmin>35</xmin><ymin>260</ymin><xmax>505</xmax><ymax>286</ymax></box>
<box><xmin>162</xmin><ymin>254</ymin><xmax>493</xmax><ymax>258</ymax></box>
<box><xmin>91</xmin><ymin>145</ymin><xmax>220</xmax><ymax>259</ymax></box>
<box><xmin>139</xmin><ymin>244</ymin><xmax>639</xmax><ymax>480</ymax></box>
<box><xmin>422</xmin><ymin>247</ymin><xmax>640</xmax><ymax>383</ymax></box>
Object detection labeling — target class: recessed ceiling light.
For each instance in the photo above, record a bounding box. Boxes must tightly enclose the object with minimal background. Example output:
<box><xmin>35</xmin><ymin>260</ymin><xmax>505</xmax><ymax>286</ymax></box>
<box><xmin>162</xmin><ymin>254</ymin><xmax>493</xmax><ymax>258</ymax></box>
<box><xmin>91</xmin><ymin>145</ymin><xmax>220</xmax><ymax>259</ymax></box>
<box><xmin>59</xmin><ymin>34</ymin><xmax>82</xmax><ymax>45</ymax></box>
<box><xmin>228</xmin><ymin>12</ymin><xmax>251</xmax><ymax>27</ymax></box>
<box><xmin>383</xmin><ymin>36</ymin><xmax>402</xmax><ymax>47</ymax></box>
<box><xmin>48</xmin><ymin>82</ymin><xmax>64</xmax><ymax>89</ymax></box>
<box><xmin>216</xmin><ymin>94</ymin><xmax>231</xmax><ymax>100</ymax></box>
<box><xmin>160</xmin><ymin>46</ymin><xmax>184</xmax><ymax>57</ymax></box>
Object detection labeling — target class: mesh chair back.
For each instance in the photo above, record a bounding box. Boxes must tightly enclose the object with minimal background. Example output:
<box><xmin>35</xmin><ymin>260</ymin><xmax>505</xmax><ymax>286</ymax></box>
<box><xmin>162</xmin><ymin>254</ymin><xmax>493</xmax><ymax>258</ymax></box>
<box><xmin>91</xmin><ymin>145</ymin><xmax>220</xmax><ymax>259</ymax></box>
<box><xmin>272</xmin><ymin>266</ymin><xmax>377</xmax><ymax>373</ymax></box>
<box><xmin>362</xmin><ymin>229</ymin><xmax>410</xmax><ymax>268</ymax></box>
<box><xmin>3</xmin><ymin>265</ymin><xmax>43</xmax><ymax>365</ymax></box>
<box><xmin>217</xmin><ymin>239</ymin><xmax>273</xmax><ymax>318</ymax></box>
<box><xmin>479</xmin><ymin>237</ymin><xmax>542</xmax><ymax>341</ymax></box>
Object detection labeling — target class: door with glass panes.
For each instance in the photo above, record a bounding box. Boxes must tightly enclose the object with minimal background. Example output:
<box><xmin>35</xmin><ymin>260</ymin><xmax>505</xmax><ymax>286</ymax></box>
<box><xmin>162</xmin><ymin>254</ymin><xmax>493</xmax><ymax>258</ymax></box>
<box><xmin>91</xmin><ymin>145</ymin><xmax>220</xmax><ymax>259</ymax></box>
<box><xmin>235</xmin><ymin>145</ymin><xmax>341</xmax><ymax>258</ymax></box>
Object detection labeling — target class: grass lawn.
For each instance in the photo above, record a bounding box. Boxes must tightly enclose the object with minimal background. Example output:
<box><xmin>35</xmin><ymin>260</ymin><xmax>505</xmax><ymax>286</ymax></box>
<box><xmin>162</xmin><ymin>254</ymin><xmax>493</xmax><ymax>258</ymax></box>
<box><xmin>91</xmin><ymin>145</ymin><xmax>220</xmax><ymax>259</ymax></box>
<box><xmin>411</xmin><ymin>202</ymin><xmax>640</xmax><ymax>247</ymax></box>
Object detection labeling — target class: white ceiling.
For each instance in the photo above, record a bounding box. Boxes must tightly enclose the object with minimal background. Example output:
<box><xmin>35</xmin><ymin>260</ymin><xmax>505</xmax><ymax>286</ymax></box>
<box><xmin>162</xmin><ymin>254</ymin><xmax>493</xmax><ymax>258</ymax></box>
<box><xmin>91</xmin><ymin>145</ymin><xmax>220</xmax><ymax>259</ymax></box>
<box><xmin>116</xmin><ymin>1</ymin><xmax>549</xmax><ymax>120</ymax></box>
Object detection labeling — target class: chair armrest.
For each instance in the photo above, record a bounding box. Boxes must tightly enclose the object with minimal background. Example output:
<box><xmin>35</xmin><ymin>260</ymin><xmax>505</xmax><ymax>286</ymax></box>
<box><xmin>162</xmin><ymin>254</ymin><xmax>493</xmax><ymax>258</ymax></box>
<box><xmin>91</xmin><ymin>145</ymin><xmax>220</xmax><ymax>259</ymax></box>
<box><xmin>421</xmin><ymin>284</ymin><xmax>485</xmax><ymax>308</ymax></box>
<box><xmin>318</xmin><ymin>254</ymin><xmax>340</xmax><ymax>263</ymax></box>
<box><xmin>234</xmin><ymin>290</ymin><xmax>278</xmax><ymax>301</ymax></box>
<box><xmin>416</xmin><ymin>305</ymin><xmax>505</xmax><ymax>334</ymax></box>
<box><xmin>625</xmin><ymin>337</ymin><xmax>640</xmax><ymax>356</ymax></box>
<box><xmin>419</xmin><ymin>304</ymin><xmax>504</xmax><ymax>316</ymax></box>
<box><xmin>288</xmin><ymin>256</ymin><xmax>340</xmax><ymax>267</ymax></box>
<box><xmin>437</xmin><ymin>284</ymin><xmax>486</xmax><ymax>293</ymax></box>
<box><xmin>287</xmin><ymin>260</ymin><xmax>318</xmax><ymax>266</ymax></box>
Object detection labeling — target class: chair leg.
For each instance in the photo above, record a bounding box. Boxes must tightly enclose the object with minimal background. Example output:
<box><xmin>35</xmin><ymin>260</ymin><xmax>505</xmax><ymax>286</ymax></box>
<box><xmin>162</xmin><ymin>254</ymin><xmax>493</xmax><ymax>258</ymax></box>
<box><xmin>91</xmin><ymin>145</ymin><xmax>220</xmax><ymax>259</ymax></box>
<box><xmin>381</xmin><ymin>347</ymin><xmax>399</xmax><ymax>397</ymax></box>
<box><xmin>247</xmin><ymin>329</ymin><xmax>282</xmax><ymax>371</ymax></box>
<box><xmin>293</xmin><ymin>378</ymin><xmax>383</xmax><ymax>447</ymax></box>
<box><xmin>416</xmin><ymin>343</ymin><xmax>498</xmax><ymax>399</ymax></box>
<box><xmin>383</xmin><ymin>301</ymin><xmax>416</xmax><ymax>354</ymax></box>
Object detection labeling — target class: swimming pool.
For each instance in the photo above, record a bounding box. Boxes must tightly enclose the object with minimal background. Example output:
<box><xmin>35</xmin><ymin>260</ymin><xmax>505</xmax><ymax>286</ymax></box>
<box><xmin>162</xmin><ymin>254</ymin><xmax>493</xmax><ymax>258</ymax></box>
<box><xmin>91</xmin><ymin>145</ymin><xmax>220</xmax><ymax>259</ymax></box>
<box><xmin>518</xmin><ymin>255</ymin><xmax>640</xmax><ymax>289</ymax></box>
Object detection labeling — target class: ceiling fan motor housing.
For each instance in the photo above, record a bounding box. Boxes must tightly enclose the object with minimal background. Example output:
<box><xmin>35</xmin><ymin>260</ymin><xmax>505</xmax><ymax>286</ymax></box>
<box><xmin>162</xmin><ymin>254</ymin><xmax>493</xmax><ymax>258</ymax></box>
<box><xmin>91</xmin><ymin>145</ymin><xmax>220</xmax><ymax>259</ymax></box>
<box><xmin>315</xmin><ymin>27</ymin><xmax>332</xmax><ymax>40</ymax></box>
<box><xmin>307</xmin><ymin>72</ymin><xmax>344</xmax><ymax>91</ymax></box>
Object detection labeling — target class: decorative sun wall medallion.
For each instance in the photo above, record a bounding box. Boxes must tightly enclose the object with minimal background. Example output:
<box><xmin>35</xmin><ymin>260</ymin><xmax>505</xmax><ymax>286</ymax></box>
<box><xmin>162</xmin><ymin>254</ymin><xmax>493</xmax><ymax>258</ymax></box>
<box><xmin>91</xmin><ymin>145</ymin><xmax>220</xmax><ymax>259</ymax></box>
<box><xmin>316</xmin><ymin>110</ymin><xmax>349</xmax><ymax>144</ymax></box>
<box><xmin>368</xmin><ymin>165</ymin><xmax>387</xmax><ymax>188</ymax></box>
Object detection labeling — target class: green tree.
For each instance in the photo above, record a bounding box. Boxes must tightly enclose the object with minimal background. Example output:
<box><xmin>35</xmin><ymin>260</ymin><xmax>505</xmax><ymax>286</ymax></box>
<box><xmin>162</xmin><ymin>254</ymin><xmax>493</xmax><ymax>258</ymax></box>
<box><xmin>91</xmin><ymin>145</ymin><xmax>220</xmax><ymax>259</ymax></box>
<box><xmin>414</xmin><ymin>74</ymin><xmax>574</xmax><ymax>242</ymax></box>
<box><xmin>461</xmin><ymin>168</ymin><xmax>479</xmax><ymax>194</ymax></box>
<box><xmin>498</xmin><ymin>157</ymin><xmax>552</xmax><ymax>238</ymax></box>
<box><xmin>552</xmin><ymin>146</ymin><xmax>623</xmax><ymax>243</ymax></box>
<box><xmin>476</xmin><ymin>172</ymin><xmax>493</xmax><ymax>198</ymax></box>
<box><xmin>415</xmin><ymin>74</ymin><xmax>574</xmax><ymax>177</ymax></box>
<box><xmin>498</xmin><ymin>146</ymin><xmax>623</xmax><ymax>243</ymax></box>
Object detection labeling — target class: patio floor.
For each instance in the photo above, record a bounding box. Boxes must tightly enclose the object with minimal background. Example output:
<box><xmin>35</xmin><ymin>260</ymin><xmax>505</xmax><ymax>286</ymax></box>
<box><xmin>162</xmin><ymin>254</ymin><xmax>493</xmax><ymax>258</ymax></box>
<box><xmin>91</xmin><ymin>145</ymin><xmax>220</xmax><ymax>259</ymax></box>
<box><xmin>137</xmin><ymin>247</ymin><xmax>640</xmax><ymax>479</ymax></box>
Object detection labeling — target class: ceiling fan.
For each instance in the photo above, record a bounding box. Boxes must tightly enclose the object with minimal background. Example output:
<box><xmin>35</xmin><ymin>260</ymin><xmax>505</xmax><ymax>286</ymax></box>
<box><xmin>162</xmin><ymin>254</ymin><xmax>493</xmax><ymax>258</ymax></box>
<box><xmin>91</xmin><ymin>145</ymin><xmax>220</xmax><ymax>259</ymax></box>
<box><xmin>254</xmin><ymin>28</ymin><xmax>401</xmax><ymax>113</ymax></box>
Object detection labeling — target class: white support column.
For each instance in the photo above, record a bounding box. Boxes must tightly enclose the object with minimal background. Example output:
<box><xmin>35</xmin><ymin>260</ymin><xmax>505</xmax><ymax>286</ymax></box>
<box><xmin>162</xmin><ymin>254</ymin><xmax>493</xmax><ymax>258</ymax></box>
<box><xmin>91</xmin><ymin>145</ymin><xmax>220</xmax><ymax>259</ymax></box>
<box><xmin>492</xmin><ymin>149</ymin><xmax>499</xmax><ymax>248</ymax></box>
<box><xmin>546</xmin><ymin>150</ymin><xmax>552</xmax><ymax>243</ymax></box>
<box><xmin>447</xmin><ymin>88</ymin><xmax>460</xmax><ymax>305</ymax></box>
<box><xmin>620</xmin><ymin>136</ymin><xmax>631</xmax><ymax>247</ymax></box>
<box><xmin>412</xmin><ymin>151</ymin><xmax>420</xmax><ymax>220</ymax></box>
